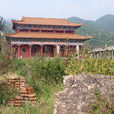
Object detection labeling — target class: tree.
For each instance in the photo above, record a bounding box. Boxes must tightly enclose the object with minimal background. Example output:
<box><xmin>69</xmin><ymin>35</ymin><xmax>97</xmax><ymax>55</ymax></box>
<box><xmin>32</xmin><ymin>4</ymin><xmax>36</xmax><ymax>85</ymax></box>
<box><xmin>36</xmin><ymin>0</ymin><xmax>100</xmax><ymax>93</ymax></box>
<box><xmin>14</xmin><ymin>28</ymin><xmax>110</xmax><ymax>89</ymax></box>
<box><xmin>0</xmin><ymin>16</ymin><xmax>9</xmax><ymax>55</ymax></box>
<box><xmin>0</xmin><ymin>16</ymin><xmax>5</xmax><ymax>32</ymax></box>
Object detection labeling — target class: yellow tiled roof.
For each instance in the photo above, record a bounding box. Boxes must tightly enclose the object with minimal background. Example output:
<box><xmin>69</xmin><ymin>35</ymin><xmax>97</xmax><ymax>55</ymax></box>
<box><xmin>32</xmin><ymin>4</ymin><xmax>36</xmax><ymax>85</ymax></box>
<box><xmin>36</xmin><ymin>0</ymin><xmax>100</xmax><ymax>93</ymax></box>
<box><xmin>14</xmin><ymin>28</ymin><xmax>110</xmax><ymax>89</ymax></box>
<box><xmin>12</xmin><ymin>17</ymin><xmax>82</xmax><ymax>27</ymax></box>
<box><xmin>6</xmin><ymin>32</ymin><xmax>92</xmax><ymax>40</ymax></box>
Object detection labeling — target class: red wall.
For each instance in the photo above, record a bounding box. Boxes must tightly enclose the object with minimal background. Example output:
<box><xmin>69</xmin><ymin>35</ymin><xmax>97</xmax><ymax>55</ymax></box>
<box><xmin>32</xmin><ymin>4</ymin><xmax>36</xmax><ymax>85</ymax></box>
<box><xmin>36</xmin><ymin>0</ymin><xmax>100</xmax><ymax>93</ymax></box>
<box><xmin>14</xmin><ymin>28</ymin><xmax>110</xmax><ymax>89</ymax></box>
<box><xmin>20</xmin><ymin>45</ymin><xmax>30</xmax><ymax>58</ymax></box>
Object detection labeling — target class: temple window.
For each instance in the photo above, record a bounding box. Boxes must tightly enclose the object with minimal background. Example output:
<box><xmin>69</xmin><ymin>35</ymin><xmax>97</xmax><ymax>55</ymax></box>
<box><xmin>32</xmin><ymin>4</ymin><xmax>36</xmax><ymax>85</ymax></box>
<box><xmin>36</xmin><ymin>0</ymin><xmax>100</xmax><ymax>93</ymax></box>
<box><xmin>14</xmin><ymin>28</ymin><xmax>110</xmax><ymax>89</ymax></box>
<box><xmin>66</xmin><ymin>31</ymin><xmax>73</xmax><ymax>33</ymax></box>
<box><xmin>38</xmin><ymin>25</ymin><xmax>41</xmax><ymax>28</ymax></box>
<box><xmin>31</xmin><ymin>30</ymin><xmax>39</xmax><ymax>32</ymax></box>
<box><xmin>41</xmin><ymin>30</ymin><xmax>54</xmax><ymax>33</ymax></box>
<box><xmin>63</xmin><ymin>26</ymin><xmax>66</xmax><ymax>29</ymax></box>
<box><xmin>20</xmin><ymin>30</ymin><xmax>23</xmax><ymax>32</ymax></box>
<box><xmin>21</xmin><ymin>29</ymin><xmax>28</xmax><ymax>32</ymax></box>
<box><xmin>42</xmin><ymin>30</ymin><xmax>47</xmax><ymax>32</ymax></box>
<box><xmin>60</xmin><ymin>46</ymin><xmax>65</xmax><ymax>51</ymax></box>
<box><xmin>22</xmin><ymin>48</ymin><xmax>27</xmax><ymax>53</ymax></box>
<box><xmin>55</xmin><ymin>30</ymin><xmax>64</xmax><ymax>33</ymax></box>
<box><xmin>53</xmin><ymin>26</ymin><xmax>55</xmax><ymax>28</ymax></box>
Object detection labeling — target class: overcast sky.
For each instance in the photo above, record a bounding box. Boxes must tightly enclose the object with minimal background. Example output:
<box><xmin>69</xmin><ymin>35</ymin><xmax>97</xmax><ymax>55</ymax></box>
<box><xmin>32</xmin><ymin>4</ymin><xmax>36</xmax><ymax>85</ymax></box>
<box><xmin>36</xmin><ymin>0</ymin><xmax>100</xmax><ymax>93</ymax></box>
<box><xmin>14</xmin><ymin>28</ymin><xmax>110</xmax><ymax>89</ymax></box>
<box><xmin>0</xmin><ymin>0</ymin><xmax>114</xmax><ymax>20</ymax></box>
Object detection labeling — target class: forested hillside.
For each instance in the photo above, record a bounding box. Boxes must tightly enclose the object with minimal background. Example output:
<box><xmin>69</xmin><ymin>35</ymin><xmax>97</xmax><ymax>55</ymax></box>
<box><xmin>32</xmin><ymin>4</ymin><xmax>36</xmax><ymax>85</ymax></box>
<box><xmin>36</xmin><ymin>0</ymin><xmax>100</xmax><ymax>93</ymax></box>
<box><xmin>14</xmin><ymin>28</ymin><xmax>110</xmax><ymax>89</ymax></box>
<box><xmin>96</xmin><ymin>14</ymin><xmax>114</xmax><ymax>32</ymax></box>
<box><xmin>68</xmin><ymin>15</ymin><xmax>114</xmax><ymax>48</ymax></box>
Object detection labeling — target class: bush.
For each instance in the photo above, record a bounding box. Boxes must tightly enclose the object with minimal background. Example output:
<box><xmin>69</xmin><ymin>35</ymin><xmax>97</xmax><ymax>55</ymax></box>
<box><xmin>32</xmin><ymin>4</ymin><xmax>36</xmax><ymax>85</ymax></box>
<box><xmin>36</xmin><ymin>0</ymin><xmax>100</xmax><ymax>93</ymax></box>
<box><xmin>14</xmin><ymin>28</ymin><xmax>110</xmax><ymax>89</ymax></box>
<box><xmin>27</xmin><ymin>57</ymin><xmax>66</xmax><ymax>91</ymax></box>
<box><xmin>12</xmin><ymin>59</ymin><xmax>28</xmax><ymax>76</ymax></box>
<box><xmin>0</xmin><ymin>36</ymin><xmax>13</xmax><ymax>75</ymax></box>
<box><xmin>88</xmin><ymin>90</ymin><xmax>114</xmax><ymax>113</ymax></box>
<box><xmin>0</xmin><ymin>81</ymin><xmax>19</xmax><ymax>105</ymax></box>
<box><xmin>65</xmin><ymin>57</ymin><xmax>114</xmax><ymax>76</ymax></box>
<box><xmin>0</xmin><ymin>52</ymin><xmax>12</xmax><ymax>75</ymax></box>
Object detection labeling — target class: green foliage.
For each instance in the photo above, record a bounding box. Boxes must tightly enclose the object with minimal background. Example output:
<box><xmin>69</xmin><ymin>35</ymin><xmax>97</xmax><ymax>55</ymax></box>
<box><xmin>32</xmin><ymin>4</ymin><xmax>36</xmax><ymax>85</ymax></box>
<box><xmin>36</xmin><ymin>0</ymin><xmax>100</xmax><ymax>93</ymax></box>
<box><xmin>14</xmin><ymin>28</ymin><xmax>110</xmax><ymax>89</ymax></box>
<box><xmin>68</xmin><ymin>16</ymin><xmax>114</xmax><ymax>48</ymax></box>
<box><xmin>0</xmin><ymin>81</ymin><xmax>19</xmax><ymax>105</ymax></box>
<box><xmin>88</xmin><ymin>90</ymin><xmax>114</xmax><ymax>114</ymax></box>
<box><xmin>78</xmin><ymin>25</ymin><xmax>114</xmax><ymax>49</ymax></box>
<box><xmin>0</xmin><ymin>44</ymin><xmax>114</xmax><ymax>114</ymax></box>
<box><xmin>0</xmin><ymin>84</ymin><xmax>64</xmax><ymax>114</ymax></box>
<box><xmin>0</xmin><ymin>16</ymin><xmax>5</xmax><ymax>31</ymax></box>
<box><xmin>12</xmin><ymin>58</ymin><xmax>28</xmax><ymax>76</ymax></box>
<box><xmin>29</xmin><ymin>57</ymin><xmax>65</xmax><ymax>84</ymax></box>
<box><xmin>65</xmin><ymin>57</ymin><xmax>114</xmax><ymax>76</ymax></box>
<box><xmin>0</xmin><ymin>56</ymin><xmax>65</xmax><ymax>113</ymax></box>
<box><xmin>18</xmin><ymin>57</ymin><xmax>65</xmax><ymax>95</ymax></box>
<box><xmin>7</xmin><ymin>57</ymin><xmax>66</xmax><ymax>97</ymax></box>
<box><xmin>0</xmin><ymin>36</ymin><xmax>13</xmax><ymax>75</ymax></box>
<box><xmin>0</xmin><ymin>54</ymin><xmax>12</xmax><ymax>75</ymax></box>
<box><xmin>96</xmin><ymin>14</ymin><xmax>114</xmax><ymax>32</ymax></box>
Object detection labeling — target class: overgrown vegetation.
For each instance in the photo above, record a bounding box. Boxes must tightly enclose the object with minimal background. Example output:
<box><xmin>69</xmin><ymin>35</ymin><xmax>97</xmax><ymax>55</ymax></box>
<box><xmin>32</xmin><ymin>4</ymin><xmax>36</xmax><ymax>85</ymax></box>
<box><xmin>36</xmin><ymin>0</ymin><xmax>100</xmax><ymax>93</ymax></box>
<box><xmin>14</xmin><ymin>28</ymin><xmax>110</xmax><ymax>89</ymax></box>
<box><xmin>65</xmin><ymin>56</ymin><xmax>114</xmax><ymax>76</ymax></box>
<box><xmin>0</xmin><ymin>81</ymin><xmax>19</xmax><ymax>105</ymax></box>
<box><xmin>88</xmin><ymin>90</ymin><xmax>114</xmax><ymax>113</ymax></box>
<box><xmin>0</xmin><ymin>16</ymin><xmax>5</xmax><ymax>32</ymax></box>
<box><xmin>0</xmin><ymin>83</ymin><xmax>64</xmax><ymax>114</ymax></box>
<box><xmin>0</xmin><ymin>37</ymin><xmax>12</xmax><ymax>75</ymax></box>
<box><xmin>0</xmin><ymin>33</ymin><xmax>114</xmax><ymax>113</ymax></box>
<box><xmin>0</xmin><ymin>53</ymin><xmax>114</xmax><ymax>113</ymax></box>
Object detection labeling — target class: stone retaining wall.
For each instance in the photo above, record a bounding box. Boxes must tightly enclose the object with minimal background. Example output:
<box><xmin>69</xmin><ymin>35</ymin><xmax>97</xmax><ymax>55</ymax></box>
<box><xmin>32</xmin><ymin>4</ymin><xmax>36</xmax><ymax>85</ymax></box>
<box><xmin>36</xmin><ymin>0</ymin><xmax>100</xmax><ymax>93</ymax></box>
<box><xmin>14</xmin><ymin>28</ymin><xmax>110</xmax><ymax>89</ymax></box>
<box><xmin>54</xmin><ymin>74</ymin><xmax>114</xmax><ymax>114</ymax></box>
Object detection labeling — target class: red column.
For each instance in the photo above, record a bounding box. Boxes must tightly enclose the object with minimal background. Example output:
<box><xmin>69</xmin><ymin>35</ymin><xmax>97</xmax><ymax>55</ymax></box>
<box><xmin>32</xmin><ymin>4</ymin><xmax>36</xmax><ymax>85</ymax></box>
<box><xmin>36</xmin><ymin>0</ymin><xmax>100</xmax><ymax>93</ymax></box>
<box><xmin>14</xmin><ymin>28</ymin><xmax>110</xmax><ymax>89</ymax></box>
<box><xmin>29</xmin><ymin>45</ymin><xmax>32</xmax><ymax>58</ymax></box>
<box><xmin>17</xmin><ymin>45</ymin><xmax>20</xmax><ymax>58</ymax></box>
<box><xmin>53</xmin><ymin>46</ymin><xmax>55</xmax><ymax>57</ymax></box>
<box><xmin>73</xmin><ymin>46</ymin><xmax>75</xmax><ymax>54</ymax></box>
<box><xmin>40</xmin><ymin>45</ymin><xmax>43</xmax><ymax>56</ymax></box>
<box><xmin>71</xmin><ymin>46</ymin><xmax>73</xmax><ymax>54</ymax></box>
<box><xmin>37</xmin><ymin>46</ymin><xmax>39</xmax><ymax>56</ymax></box>
<box><xmin>39</xmin><ymin>29</ymin><xmax>42</xmax><ymax>33</ymax></box>
<box><xmin>29</xmin><ymin>29</ymin><xmax>31</xmax><ymax>32</ymax></box>
<box><xmin>63</xmin><ymin>46</ymin><xmax>65</xmax><ymax>57</ymax></box>
<box><xmin>82</xmin><ymin>45</ymin><xmax>84</xmax><ymax>58</ymax></box>
<box><xmin>73</xmin><ymin>30</ymin><xmax>75</xmax><ymax>34</ymax></box>
<box><xmin>17</xmin><ymin>29</ymin><xmax>20</xmax><ymax>32</ymax></box>
<box><xmin>10</xmin><ymin>45</ymin><xmax>13</xmax><ymax>59</ymax></box>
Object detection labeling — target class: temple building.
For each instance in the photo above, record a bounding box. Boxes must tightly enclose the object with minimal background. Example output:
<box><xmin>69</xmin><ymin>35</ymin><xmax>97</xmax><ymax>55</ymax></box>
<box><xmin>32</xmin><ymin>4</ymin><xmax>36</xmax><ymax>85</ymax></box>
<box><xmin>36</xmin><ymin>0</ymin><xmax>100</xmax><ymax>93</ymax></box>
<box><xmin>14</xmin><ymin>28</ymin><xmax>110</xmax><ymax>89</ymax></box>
<box><xmin>6</xmin><ymin>17</ymin><xmax>92</xmax><ymax>58</ymax></box>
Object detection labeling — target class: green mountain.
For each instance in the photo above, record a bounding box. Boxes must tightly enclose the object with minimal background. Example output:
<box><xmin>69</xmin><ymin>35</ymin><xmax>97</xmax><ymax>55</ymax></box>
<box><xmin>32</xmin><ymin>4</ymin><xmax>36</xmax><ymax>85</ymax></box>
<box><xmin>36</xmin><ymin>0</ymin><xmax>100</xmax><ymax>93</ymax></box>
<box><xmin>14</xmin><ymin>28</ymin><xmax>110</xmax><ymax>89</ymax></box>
<box><xmin>68</xmin><ymin>15</ymin><xmax>114</xmax><ymax>48</ymax></box>
<box><xmin>96</xmin><ymin>14</ymin><xmax>114</xmax><ymax>32</ymax></box>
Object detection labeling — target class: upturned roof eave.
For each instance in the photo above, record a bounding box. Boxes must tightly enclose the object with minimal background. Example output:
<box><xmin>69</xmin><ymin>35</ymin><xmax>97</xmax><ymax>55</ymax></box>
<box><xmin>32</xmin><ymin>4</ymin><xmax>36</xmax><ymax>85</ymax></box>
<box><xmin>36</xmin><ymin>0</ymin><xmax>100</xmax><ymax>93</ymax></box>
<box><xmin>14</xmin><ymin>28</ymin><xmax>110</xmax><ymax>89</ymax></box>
<box><xmin>6</xmin><ymin>33</ymin><xmax>92</xmax><ymax>40</ymax></box>
<box><xmin>12</xmin><ymin>20</ymin><xmax>83</xmax><ymax>27</ymax></box>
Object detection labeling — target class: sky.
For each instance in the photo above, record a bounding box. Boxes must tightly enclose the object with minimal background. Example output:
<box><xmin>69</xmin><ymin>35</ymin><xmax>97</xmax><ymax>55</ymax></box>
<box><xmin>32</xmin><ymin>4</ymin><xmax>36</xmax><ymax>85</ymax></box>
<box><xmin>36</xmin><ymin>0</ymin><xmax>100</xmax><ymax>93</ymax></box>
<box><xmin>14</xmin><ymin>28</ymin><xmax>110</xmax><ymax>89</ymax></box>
<box><xmin>0</xmin><ymin>0</ymin><xmax>114</xmax><ymax>20</ymax></box>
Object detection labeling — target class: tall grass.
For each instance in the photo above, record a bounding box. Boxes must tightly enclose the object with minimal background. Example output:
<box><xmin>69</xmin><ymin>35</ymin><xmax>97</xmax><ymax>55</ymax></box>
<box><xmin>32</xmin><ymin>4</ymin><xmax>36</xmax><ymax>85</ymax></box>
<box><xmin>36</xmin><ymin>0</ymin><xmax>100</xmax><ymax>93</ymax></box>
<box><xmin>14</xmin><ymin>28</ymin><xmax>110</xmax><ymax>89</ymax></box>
<box><xmin>0</xmin><ymin>36</ymin><xmax>12</xmax><ymax>75</ymax></box>
<box><xmin>0</xmin><ymin>83</ymin><xmax>64</xmax><ymax>114</ymax></box>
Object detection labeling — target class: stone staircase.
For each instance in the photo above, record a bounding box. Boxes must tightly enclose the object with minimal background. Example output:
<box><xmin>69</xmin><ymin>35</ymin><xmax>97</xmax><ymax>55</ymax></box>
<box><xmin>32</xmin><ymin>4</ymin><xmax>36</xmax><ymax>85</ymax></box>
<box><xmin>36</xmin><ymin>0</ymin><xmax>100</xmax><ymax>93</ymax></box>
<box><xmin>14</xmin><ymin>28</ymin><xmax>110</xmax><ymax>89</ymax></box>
<box><xmin>7</xmin><ymin>76</ymin><xmax>36</xmax><ymax>106</ymax></box>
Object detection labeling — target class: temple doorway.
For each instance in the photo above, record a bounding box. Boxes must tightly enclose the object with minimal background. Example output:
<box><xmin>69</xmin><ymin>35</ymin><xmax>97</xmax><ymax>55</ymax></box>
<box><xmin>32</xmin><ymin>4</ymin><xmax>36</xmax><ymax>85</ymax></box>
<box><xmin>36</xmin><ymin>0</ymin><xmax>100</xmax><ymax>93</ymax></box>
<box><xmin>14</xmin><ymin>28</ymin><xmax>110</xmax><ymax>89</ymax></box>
<box><xmin>43</xmin><ymin>45</ymin><xmax>55</xmax><ymax>57</ymax></box>
<box><xmin>31</xmin><ymin>45</ymin><xmax>40</xmax><ymax>57</ymax></box>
